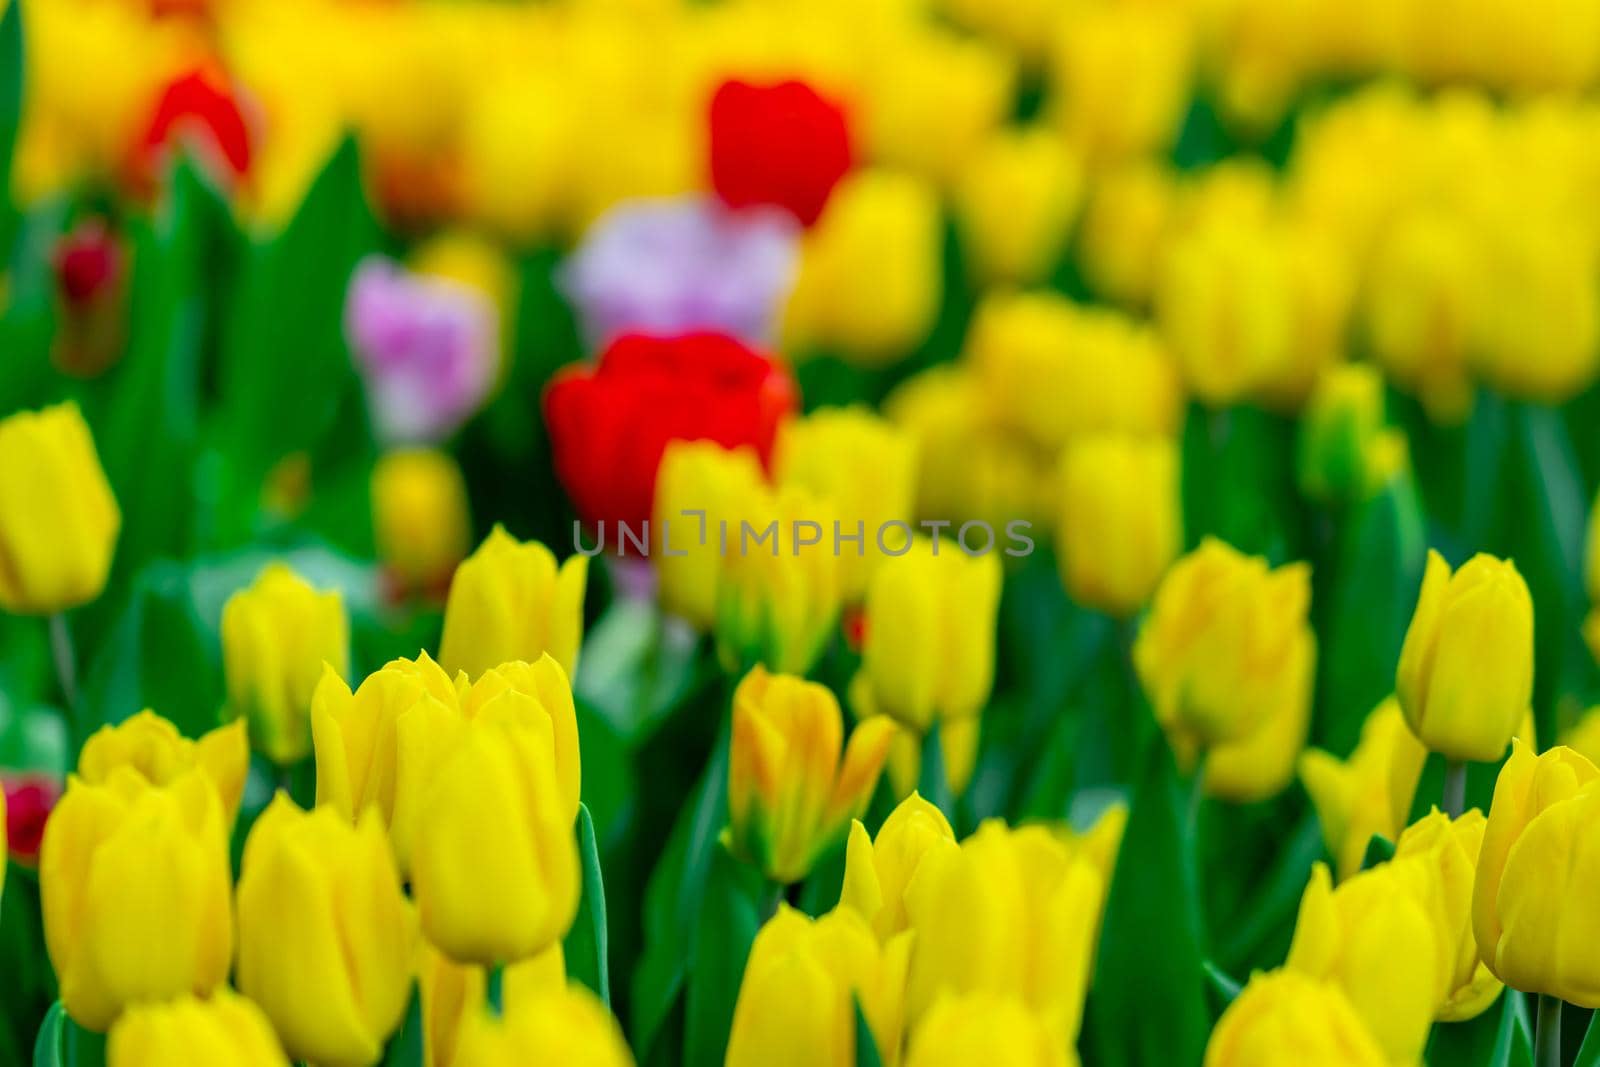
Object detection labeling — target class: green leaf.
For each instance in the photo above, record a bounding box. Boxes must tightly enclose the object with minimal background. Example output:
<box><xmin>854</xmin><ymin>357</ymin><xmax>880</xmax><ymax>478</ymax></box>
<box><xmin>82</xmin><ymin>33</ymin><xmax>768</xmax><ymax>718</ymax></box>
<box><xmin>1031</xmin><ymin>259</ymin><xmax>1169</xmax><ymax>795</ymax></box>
<box><xmin>1360</xmin><ymin>833</ymin><xmax>1396</xmax><ymax>871</ymax></box>
<box><xmin>378</xmin><ymin>986</ymin><xmax>423</xmax><ymax>1067</ymax></box>
<box><xmin>682</xmin><ymin>846</ymin><xmax>764</xmax><ymax>1067</ymax></box>
<box><xmin>0</xmin><ymin>0</ymin><xmax>23</xmax><ymax>257</ymax></box>
<box><xmin>1203</xmin><ymin>961</ymin><xmax>1243</xmax><ymax>1007</ymax></box>
<box><xmin>1090</xmin><ymin>740</ymin><xmax>1209</xmax><ymax>1067</ymax></box>
<box><xmin>31</xmin><ymin>1003</ymin><xmax>63</xmax><ymax>1067</ymax></box>
<box><xmin>1573</xmin><ymin>1004</ymin><xmax>1600</xmax><ymax>1067</ymax></box>
<box><xmin>1426</xmin><ymin>991</ymin><xmax>1510</xmax><ymax>1067</ymax></box>
<box><xmin>1216</xmin><ymin>813</ymin><xmax>1322</xmax><ymax>972</ymax></box>
<box><xmin>1490</xmin><ymin>990</ymin><xmax>1534</xmax><ymax>1067</ymax></box>
<box><xmin>855</xmin><ymin>998</ymin><xmax>885</xmax><ymax>1067</ymax></box>
<box><xmin>563</xmin><ymin>803</ymin><xmax>611</xmax><ymax>1007</ymax></box>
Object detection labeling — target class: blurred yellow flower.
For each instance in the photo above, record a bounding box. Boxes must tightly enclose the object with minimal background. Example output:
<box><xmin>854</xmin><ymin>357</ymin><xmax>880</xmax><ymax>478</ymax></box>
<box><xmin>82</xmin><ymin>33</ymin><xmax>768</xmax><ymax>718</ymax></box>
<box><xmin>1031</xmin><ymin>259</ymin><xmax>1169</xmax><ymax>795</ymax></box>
<box><xmin>839</xmin><ymin>791</ymin><xmax>957</xmax><ymax>941</ymax></box>
<box><xmin>236</xmin><ymin>796</ymin><xmax>414</xmax><ymax>1067</ymax></box>
<box><xmin>783</xmin><ymin>169</ymin><xmax>942</xmax><ymax>366</ymax></box>
<box><xmin>1054</xmin><ymin>434</ymin><xmax>1181</xmax><ymax>618</ymax></box>
<box><xmin>1393</xmin><ymin>809</ymin><xmax>1504</xmax><ymax>1021</ymax></box>
<box><xmin>77</xmin><ymin>710</ymin><xmax>249</xmax><ymax>827</ymax></box>
<box><xmin>653</xmin><ymin>439</ymin><xmax>767</xmax><ymax>631</ymax></box>
<box><xmin>1285</xmin><ymin>861</ymin><xmax>1442</xmax><ymax>1065</ymax></box>
<box><xmin>776</xmin><ymin>406</ymin><xmax>918</xmax><ymax>603</ymax></box>
<box><xmin>1299</xmin><ymin>697</ymin><xmax>1428</xmax><ymax>880</ymax></box>
<box><xmin>1396</xmin><ymin>550</ymin><xmax>1533</xmax><ymax>763</ymax></box>
<box><xmin>41</xmin><ymin>771</ymin><xmax>233</xmax><ymax>1032</ymax></box>
<box><xmin>417</xmin><ymin>942</ymin><xmax>567</xmax><ymax>1067</ymax></box>
<box><xmin>452</xmin><ymin>983</ymin><xmax>635</xmax><ymax>1067</ymax></box>
<box><xmin>372</xmin><ymin>449</ymin><xmax>472</xmax><ymax>594</ymax></box>
<box><xmin>1203</xmin><ymin>970</ymin><xmax>1388</xmax><ymax>1067</ymax></box>
<box><xmin>1135</xmin><ymin>539</ymin><xmax>1314</xmax><ymax>749</ymax></box>
<box><xmin>728</xmin><ymin>666</ymin><xmax>896</xmax><ymax>884</ymax></box>
<box><xmin>726</xmin><ymin>904</ymin><xmax>911</xmax><ymax>1067</ymax></box>
<box><xmin>1473</xmin><ymin>741</ymin><xmax>1600</xmax><ymax>1006</ymax></box>
<box><xmin>904</xmin><ymin>992</ymin><xmax>1069</xmax><ymax>1067</ymax></box>
<box><xmin>955</xmin><ymin>126</ymin><xmax>1084</xmax><ymax>287</ymax></box>
<box><xmin>438</xmin><ymin>525</ymin><xmax>588</xmax><ymax>681</ymax></box>
<box><xmin>0</xmin><ymin>402</ymin><xmax>120</xmax><ymax>615</ymax></box>
<box><xmin>108</xmin><ymin>990</ymin><xmax>289</xmax><ymax>1067</ymax></box>
<box><xmin>222</xmin><ymin>562</ymin><xmax>350</xmax><ymax>765</ymax></box>
<box><xmin>1297</xmin><ymin>362</ymin><xmax>1391</xmax><ymax>504</ymax></box>
<box><xmin>1076</xmin><ymin>162</ymin><xmax>1177</xmax><ymax>308</ymax></box>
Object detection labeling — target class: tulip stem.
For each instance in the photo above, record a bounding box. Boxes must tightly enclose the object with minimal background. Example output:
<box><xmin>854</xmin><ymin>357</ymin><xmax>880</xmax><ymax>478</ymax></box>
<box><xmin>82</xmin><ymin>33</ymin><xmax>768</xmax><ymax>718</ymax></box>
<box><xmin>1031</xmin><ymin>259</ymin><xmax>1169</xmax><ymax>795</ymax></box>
<box><xmin>486</xmin><ymin>964</ymin><xmax>505</xmax><ymax>1015</ymax></box>
<box><xmin>1535</xmin><ymin>994</ymin><xmax>1561</xmax><ymax>1067</ymax></box>
<box><xmin>48</xmin><ymin>612</ymin><xmax>79</xmax><ymax>724</ymax></box>
<box><xmin>1442</xmin><ymin>760</ymin><xmax>1467</xmax><ymax>818</ymax></box>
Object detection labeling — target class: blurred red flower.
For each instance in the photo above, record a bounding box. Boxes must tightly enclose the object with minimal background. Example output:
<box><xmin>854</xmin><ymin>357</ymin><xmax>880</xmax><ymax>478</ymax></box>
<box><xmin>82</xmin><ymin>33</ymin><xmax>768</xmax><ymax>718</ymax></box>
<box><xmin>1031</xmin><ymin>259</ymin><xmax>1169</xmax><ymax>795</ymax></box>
<box><xmin>132</xmin><ymin>65</ymin><xmax>253</xmax><ymax>193</ymax></box>
<box><xmin>5</xmin><ymin>774</ymin><xmax>60</xmax><ymax>868</ymax></box>
<box><xmin>709</xmin><ymin>79</ymin><xmax>852</xmax><ymax>227</ymax></box>
<box><xmin>544</xmin><ymin>332</ymin><xmax>798</xmax><ymax>535</ymax></box>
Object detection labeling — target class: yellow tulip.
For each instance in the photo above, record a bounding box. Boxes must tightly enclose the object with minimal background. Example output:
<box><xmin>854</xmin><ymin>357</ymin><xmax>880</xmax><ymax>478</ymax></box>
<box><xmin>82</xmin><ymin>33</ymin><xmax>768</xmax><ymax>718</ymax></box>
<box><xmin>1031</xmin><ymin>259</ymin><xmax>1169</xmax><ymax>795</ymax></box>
<box><xmin>236</xmin><ymin>795</ymin><xmax>413</xmax><ymax>1067</ymax></box>
<box><xmin>418</xmin><ymin>942</ymin><xmax>565</xmax><ymax>1067</ymax></box>
<box><xmin>410</xmin><ymin>697</ymin><xmax>579</xmax><ymax>964</ymax></box>
<box><xmin>0</xmin><ymin>402</ymin><xmax>120</xmax><ymax>614</ymax></box>
<box><xmin>372</xmin><ymin>448</ymin><xmax>472</xmax><ymax>594</ymax></box>
<box><xmin>1296</xmin><ymin>363</ymin><xmax>1391</xmax><ymax>504</ymax></box>
<box><xmin>1054</xmin><ymin>434</ymin><xmax>1181</xmax><ymax>618</ymax></box>
<box><xmin>965</xmin><ymin>291</ymin><xmax>1184</xmax><ymax>453</ymax></box>
<box><xmin>716</xmin><ymin>482</ymin><xmax>842</xmax><ymax>677</ymax></box>
<box><xmin>1394</xmin><ymin>809</ymin><xmax>1504</xmax><ymax>1021</ymax></box>
<box><xmin>437</xmin><ymin>525</ymin><xmax>588</xmax><ymax>681</ymax></box>
<box><xmin>1396</xmin><ymin>550</ymin><xmax>1534</xmax><ymax>763</ymax></box>
<box><xmin>955</xmin><ymin>127</ymin><xmax>1083</xmax><ymax>288</ymax></box>
<box><xmin>452</xmin><ymin>983</ymin><xmax>634</xmax><ymax>1067</ymax></box>
<box><xmin>1203</xmin><ymin>970</ymin><xmax>1388</xmax><ymax>1067</ymax></box>
<box><xmin>457</xmin><ymin>656</ymin><xmax>583</xmax><ymax>822</ymax></box>
<box><xmin>855</xmin><ymin>536</ymin><xmax>1002</xmax><ymax>735</ymax></box>
<box><xmin>904</xmin><ymin>992</ymin><xmax>1069</xmax><ymax>1067</ymax></box>
<box><xmin>1135</xmin><ymin>538</ymin><xmax>1315</xmax><ymax>749</ymax></box>
<box><xmin>107</xmin><ymin>989</ymin><xmax>288</xmax><ymax>1067</ymax></box>
<box><xmin>1076</xmin><ymin>162</ymin><xmax>1178</xmax><ymax>308</ymax></box>
<box><xmin>40</xmin><ymin>771</ymin><xmax>232</xmax><ymax>1031</ymax></box>
<box><xmin>1299</xmin><ymin>697</ymin><xmax>1428</xmax><ymax>880</ymax></box>
<box><xmin>1192</xmin><ymin>649</ymin><xmax>1315</xmax><ymax>804</ymax></box>
<box><xmin>902</xmin><ymin>819</ymin><xmax>1104</xmax><ymax>1046</ymax></box>
<box><xmin>775</xmin><ymin>407</ymin><xmax>919</xmax><ymax>603</ymax></box>
<box><xmin>77</xmin><ymin>710</ymin><xmax>248</xmax><ymax>827</ymax></box>
<box><xmin>727</xmin><ymin>666</ymin><xmax>896</xmax><ymax>884</ymax></box>
<box><xmin>311</xmin><ymin>653</ymin><xmax>461</xmax><ymax>876</ymax></box>
<box><xmin>726</xmin><ymin>904</ymin><xmax>912</xmax><ymax>1067</ymax></box>
<box><xmin>839</xmin><ymin>792</ymin><xmax>958</xmax><ymax>941</ymax></box>
<box><xmin>937</xmin><ymin>0</ymin><xmax>1063</xmax><ymax>67</ymax></box>
<box><xmin>653</xmin><ymin>440</ymin><xmax>767</xmax><ymax>631</ymax></box>
<box><xmin>1285</xmin><ymin>862</ymin><xmax>1443</xmax><ymax>1065</ymax></box>
<box><xmin>459</xmin><ymin>70</ymin><xmax>581</xmax><ymax>243</ymax></box>
<box><xmin>221</xmin><ymin>562</ymin><xmax>350</xmax><ymax>765</ymax></box>
<box><xmin>1473</xmin><ymin>741</ymin><xmax>1600</xmax><ymax>1006</ymax></box>
<box><xmin>783</xmin><ymin>169</ymin><xmax>942</xmax><ymax>367</ymax></box>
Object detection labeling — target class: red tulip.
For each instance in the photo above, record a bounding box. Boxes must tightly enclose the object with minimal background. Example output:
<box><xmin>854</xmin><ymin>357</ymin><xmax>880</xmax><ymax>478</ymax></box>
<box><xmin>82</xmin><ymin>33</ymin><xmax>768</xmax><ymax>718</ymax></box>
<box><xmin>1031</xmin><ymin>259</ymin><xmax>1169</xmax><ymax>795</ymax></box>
<box><xmin>709</xmin><ymin>79</ymin><xmax>852</xmax><ymax>227</ymax></box>
<box><xmin>4</xmin><ymin>773</ymin><xmax>60</xmax><ymax>867</ymax></box>
<box><xmin>544</xmin><ymin>332</ymin><xmax>798</xmax><ymax>534</ymax></box>
<box><xmin>132</xmin><ymin>65</ymin><xmax>253</xmax><ymax>193</ymax></box>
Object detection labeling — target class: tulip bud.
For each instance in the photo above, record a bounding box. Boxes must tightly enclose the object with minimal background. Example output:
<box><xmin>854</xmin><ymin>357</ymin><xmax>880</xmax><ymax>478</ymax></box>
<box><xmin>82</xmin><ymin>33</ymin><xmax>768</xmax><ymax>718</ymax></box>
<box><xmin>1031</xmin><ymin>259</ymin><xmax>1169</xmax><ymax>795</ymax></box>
<box><xmin>418</xmin><ymin>942</ymin><xmax>565</xmax><ymax>1067</ymax></box>
<box><xmin>410</xmin><ymin>698</ymin><xmax>579</xmax><ymax>964</ymax></box>
<box><xmin>1473</xmin><ymin>740</ymin><xmax>1600</xmax><ymax>1006</ymax></box>
<box><xmin>311</xmin><ymin>653</ymin><xmax>461</xmax><ymax>876</ymax></box>
<box><xmin>458</xmin><ymin>655</ymin><xmax>583</xmax><ymax>823</ymax></box>
<box><xmin>782</xmin><ymin>169</ymin><xmax>942</xmax><ymax>366</ymax></box>
<box><xmin>854</xmin><ymin>535</ymin><xmax>1002</xmax><ymax>735</ymax></box>
<box><xmin>709</xmin><ymin>79</ymin><xmax>853</xmax><ymax>228</ymax></box>
<box><xmin>726</xmin><ymin>905</ymin><xmax>911</xmax><ymax>1067</ymax></box>
<box><xmin>1054</xmin><ymin>434</ymin><xmax>1181</xmax><ymax>617</ymax></box>
<box><xmin>1396</xmin><ymin>550</ymin><xmax>1534</xmax><ymax>763</ymax></box>
<box><xmin>372</xmin><ymin>448</ymin><xmax>472</xmax><ymax>597</ymax></box>
<box><xmin>221</xmin><ymin>563</ymin><xmax>350</xmax><ymax>765</ymax></box>
<box><xmin>1393</xmin><ymin>809</ymin><xmax>1504</xmax><ymax>1020</ymax></box>
<box><xmin>236</xmin><ymin>795</ymin><xmax>413</xmax><ymax>1067</ymax></box>
<box><xmin>1203</xmin><ymin>970</ymin><xmax>1388</xmax><ymax>1067</ymax></box>
<box><xmin>653</xmin><ymin>440</ymin><xmax>767</xmax><ymax>630</ymax></box>
<box><xmin>955</xmin><ymin>127</ymin><xmax>1083</xmax><ymax>287</ymax></box>
<box><xmin>107</xmin><ymin>990</ymin><xmax>289</xmax><ymax>1067</ymax></box>
<box><xmin>1299</xmin><ymin>697</ymin><xmax>1428</xmax><ymax>880</ymax></box>
<box><xmin>41</xmin><ymin>771</ymin><xmax>233</xmax><ymax>1031</ymax></box>
<box><xmin>840</xmin><ymin>792</ymin><xmax>957</xmax><ymax>941</ymax></box>
<box><xmin>0</xmin><ymin>403</ymin><xmax>120</xmax><ymax>615</ymax></box>
<box><xmin>1184</xmin><ymin>632</ymin><xmax>1315</xmax><ymax>805</ymax></box>
<box><xmin>51</xmin><ymin>219</ymin><xmax>128</xmax><ymax>379</ymax></box>
<box><xmin>1285</xmin><ymin>862</ymin><xmax>1443</xmax><ymax>1065</ymax></box>
<box><xmin>437</xmin><ymin>526</ymin><xmax>587</xmax><ymax>682</ymax></box>
<box><xmin>775</xmin><ymin>407</ymin><xmax>919</xmax><ymax>603</ymax></box>
<box><xmin>716</xmin><ymin>482</ymin><xmax>842</xmax><ymax>676</ymax></box>
<box><xmin>902</xmin><ymin>820</ymin><xmax>1105</xmax><ymax>1046</ymax></box>
<box><xmin>1297</xmin><ymin>362</ymin><xmax>1390</xmax><ymax>503</ymax></box>
<box><xmin>904</xmin><ymin>992</ymin><xmax>1069</xmax><ymax>1067</ymax></box>
<box><xmin>78</xmin><ymin>710</ymin><xmax>248</xmax><ymax>827</ymax></box>
<box><xmin>1077</xmin><ymin>162</ymin><xmax>1177</xmax><ymax>308</ymax></box>
<box><xmin>1135</xmin><ymin>539</ymin><xmax>1314</xmax><ymax>749</ymax></box>
<box><xmin>4</xmin><ymin>773</ymin><xmax>56</xmax><ymax>868</ymax></box>
<box><xmin>727</xmin><ymin>666</ymin><xmax>895</xmax><ymax>884</ymax></box>
<box><xmin>452</xmin><ymin>983</ymin><xmax>634</xmax><ymax>1067</ymax></box>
